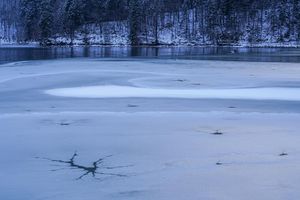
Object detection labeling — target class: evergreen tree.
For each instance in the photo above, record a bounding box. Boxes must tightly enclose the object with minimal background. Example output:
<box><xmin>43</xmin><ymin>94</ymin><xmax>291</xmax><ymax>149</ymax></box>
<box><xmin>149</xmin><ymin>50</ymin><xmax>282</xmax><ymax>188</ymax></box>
<box><xmin>20</xmin><ymin>0</ymin><xmax>40</xmax><ymax>41</ymax></box>
<box><xmin>63</xmin><ymin>0</ymin><xmax>86</xmax><ymax>44</ymax></box>
<box><xmin>128</xmin><ymin>0</ymin><xmax>141</xmax><ymax>45</ymax></box>
<box><xmin>39</xmin><ymin>0</ymin><xmax>54</xmax><ymax>45</ymax></box>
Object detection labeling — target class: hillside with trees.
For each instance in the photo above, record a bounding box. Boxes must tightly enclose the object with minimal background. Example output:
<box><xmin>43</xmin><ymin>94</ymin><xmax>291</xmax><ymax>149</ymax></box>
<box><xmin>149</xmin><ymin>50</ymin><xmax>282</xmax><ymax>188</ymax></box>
<box><xmin>1</xmin><ymin>0</ymin><xmax>300</xmax><ymax>46</ymax></box>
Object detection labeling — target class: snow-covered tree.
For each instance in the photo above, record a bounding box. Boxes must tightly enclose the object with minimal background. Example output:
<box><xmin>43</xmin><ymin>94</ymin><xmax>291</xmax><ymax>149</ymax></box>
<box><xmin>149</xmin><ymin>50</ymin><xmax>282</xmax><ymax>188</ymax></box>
<box><xmin>4</xmin><ymin>0</ymin><xmax>300</xmax><ymax>45</ymax></box>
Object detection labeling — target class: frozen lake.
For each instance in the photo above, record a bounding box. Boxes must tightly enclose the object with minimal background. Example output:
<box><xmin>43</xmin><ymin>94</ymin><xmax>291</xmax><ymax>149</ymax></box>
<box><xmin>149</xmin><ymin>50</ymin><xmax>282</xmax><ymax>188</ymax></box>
<box><xmin>0</xmin><ymin>51</ymin><xmax>300</xmax><ymax>200</ymax></box>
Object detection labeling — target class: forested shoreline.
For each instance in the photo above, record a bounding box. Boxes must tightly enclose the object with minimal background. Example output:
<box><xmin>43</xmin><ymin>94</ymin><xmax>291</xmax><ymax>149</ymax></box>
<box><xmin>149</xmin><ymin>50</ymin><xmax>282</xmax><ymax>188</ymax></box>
<box><xmin>1</xmin><ymin>0</ymin><xmax>300</xmax><ymax>46</ymax></box>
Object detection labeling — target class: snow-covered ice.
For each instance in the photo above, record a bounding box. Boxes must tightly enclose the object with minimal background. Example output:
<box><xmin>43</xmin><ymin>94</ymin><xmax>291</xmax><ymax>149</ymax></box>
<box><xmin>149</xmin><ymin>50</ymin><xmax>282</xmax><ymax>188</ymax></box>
<box><xmin>0</xmin><ymin>59</ymin><xmax>300</xmax><ymax>200</ymax></box>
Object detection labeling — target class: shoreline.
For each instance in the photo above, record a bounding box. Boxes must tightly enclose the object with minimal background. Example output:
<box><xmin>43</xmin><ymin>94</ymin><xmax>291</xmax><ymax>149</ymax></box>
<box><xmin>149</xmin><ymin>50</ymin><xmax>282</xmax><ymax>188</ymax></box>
<box><xmin>1</xmin><ymin>43</ymin><xmax>300</xmax><ymax>48</ymax></box>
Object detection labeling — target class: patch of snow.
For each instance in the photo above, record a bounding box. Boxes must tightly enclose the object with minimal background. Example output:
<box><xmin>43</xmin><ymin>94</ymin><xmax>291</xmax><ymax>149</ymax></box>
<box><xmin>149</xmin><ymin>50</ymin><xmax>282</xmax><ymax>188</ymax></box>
<box><xmin>45</xmin><ymin>85</ymin><xmax>300</xmax><ymax>101</ymax></box>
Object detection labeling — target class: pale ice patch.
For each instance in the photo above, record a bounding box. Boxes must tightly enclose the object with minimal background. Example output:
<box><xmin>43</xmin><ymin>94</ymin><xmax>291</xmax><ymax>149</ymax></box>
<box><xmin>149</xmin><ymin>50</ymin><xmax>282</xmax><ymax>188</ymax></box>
<box><xmin>45</xmin><ymin>85</ymin><xmax>300</xmax><ymax>101</ymax></box>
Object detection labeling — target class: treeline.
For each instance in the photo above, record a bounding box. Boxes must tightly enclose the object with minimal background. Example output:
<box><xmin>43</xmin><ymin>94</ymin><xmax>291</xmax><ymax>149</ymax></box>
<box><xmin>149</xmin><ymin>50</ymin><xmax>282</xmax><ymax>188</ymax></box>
<box><xmin>2</xmin><ymin>0</ymin><xmax>300</xmax><ymax>45</ymax></box>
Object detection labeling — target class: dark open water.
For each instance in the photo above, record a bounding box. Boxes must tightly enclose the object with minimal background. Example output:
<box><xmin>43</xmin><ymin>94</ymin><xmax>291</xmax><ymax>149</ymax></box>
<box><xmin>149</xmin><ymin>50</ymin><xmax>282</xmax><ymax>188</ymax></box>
<box><xmin>1</xmin><ymin>46</ymin><xmax>300</xmax><ymax>65</ymax></box>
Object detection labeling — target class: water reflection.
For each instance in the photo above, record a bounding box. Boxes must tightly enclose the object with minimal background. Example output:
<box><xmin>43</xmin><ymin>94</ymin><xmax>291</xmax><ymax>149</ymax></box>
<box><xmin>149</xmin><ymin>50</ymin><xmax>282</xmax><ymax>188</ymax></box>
<box><xmin>1</xmin><ymin>46</ymin><xmax>300</xmax><ymax>65</ymax></box>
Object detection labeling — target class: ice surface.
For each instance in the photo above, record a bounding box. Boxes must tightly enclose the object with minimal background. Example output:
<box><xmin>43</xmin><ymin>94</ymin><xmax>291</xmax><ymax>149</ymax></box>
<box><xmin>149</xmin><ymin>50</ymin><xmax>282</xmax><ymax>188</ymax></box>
<box><xmin>1</xmin><ymin>59</ymin><xmax>300</xmax><ymax>200</ymax></box>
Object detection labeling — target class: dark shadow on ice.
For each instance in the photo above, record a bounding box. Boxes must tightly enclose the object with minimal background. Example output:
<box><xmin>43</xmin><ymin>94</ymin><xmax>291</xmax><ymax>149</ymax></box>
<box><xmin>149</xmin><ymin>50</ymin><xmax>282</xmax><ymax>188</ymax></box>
<box><xmin>216</xmin><ymin>161</ymin><xmax>223</xmax><ymax>165</ymax></box>
<box><xmin>174</xmin><ymin>79</ymin><xmax>187</xmax><ymax>82</ymax></box>
<box><xmin>215</xmin><ymin>160</ymin><xmax>233</xmax><ymax>166</ymax></box>
<box><xmin>36</xmin><ymin>152</ymin><xmax>132</xmax><ymax>180</ymax></box>
<box><xmin>279</xmin><ymin>152</ymin><xmax>288</xmax><ymax>157</ymax></box>
<box><xmin>127</xmin><ymin>104</ymin><xmax>139</xmax><ymax>108</ymax></box>
<box><xmin>40</xmin><ymin>119</ymin><xmax>90</xmax><ymax>126</ymax></box>
<box><xmin>59</xmin><ymin>122</ymin><xmax>71</xmax><ymax>126</ymax></box>
<box><xmin>228</xmin><ymin>106</ymin><xmax>236</xmax><ymax>109</ymax></box>
<box><xmin>211</xmin><ymin>130</ymin><xmax>224</xmax><ymax>135</ymax></box>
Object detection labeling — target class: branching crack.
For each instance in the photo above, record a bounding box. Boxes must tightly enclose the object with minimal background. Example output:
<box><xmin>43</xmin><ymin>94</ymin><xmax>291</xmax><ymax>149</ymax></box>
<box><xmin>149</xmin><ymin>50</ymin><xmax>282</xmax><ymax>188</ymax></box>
<box><xmin>36</xmin><ymin>152</ymin><xmax>132</xmax><ymax>180</ymax></box>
